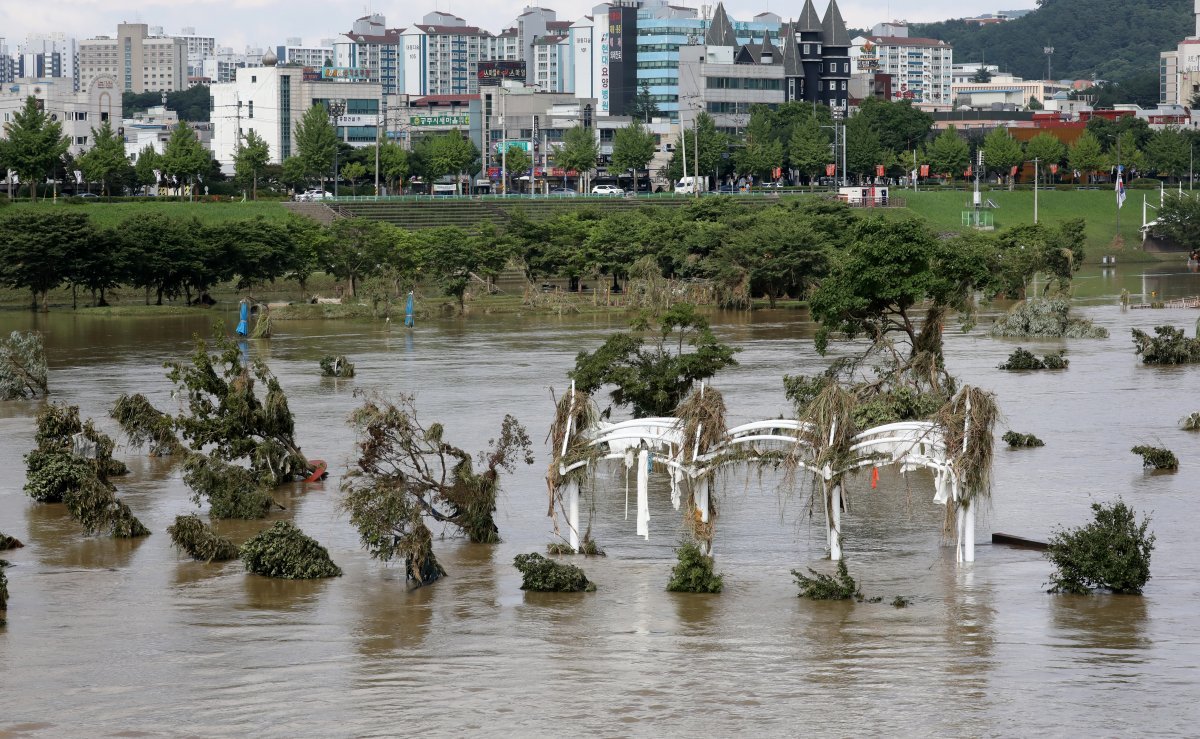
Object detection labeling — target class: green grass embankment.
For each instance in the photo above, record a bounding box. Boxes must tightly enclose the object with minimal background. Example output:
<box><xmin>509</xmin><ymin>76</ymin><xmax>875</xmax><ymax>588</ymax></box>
<box><xmin>899</xmin><ymin>189</ymin><xmax>1158</xmax><ymax>262</ymax></box>
<box><xmin>0</xmin><ymin>199</ymin><xmax>290</xmax><ymax>227</ymax></box>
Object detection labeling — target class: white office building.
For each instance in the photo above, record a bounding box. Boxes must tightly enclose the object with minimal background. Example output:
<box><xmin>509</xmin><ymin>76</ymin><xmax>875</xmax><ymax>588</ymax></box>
<box><xmin>0</xmin><ymin>75</ymin><xmax>121</xmax><ymax>156</ymax></box>
<box><xmin>79</xmin><ymin>24</ymin><xmax>188</xmax><ymax>93</ymax></box>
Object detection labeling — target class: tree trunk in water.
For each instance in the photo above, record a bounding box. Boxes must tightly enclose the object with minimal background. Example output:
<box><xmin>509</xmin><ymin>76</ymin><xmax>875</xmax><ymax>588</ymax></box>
<box><xmin>41</xmin><ymin>290</ymin><xmax>49</xmax><ymax>313</ymax></box>
<box><xmin>145</xmin><ymin>287</ymin><xmax>151</xmax><ymax>306</ymax></box>
<box><xmin>156</xmin><ymin>287</ymin><xmax>164</xmax><ymax>306</ymax></box>
<box><xmin>71</xmin><ymin>284</ymin><xmax>77</xmax><ymax>310</ymax></box>
<box><xmin>30</xmin><ymin>290</ymin><xmax>38</xmax><ymax>310</ymax></box>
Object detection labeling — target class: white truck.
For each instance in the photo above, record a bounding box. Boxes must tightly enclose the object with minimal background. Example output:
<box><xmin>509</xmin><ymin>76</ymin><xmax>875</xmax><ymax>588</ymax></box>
<box><xmin>674</xmin><ymin>176</ymin><xmax>710</xmax><ymax>194</ymax></box>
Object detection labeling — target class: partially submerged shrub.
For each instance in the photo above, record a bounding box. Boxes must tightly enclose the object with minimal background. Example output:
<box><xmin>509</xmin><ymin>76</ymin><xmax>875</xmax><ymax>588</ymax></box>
<box><xmin>0</xmin><ymin>533</ymin><xmax>22</xmax><ymax>550</ymax></box>
<box><xmin>1131</xmin><ymin>445</ymin><xmax>1178</xmax><ymax>471</ymax></box>
<box><xmin>1046</xmin><ymin>499</ymin><xmax>1154</xmax><ymax>594</ymax></box>
<box><xmin>63</xmin><ymin>475</ymin><xmax>150</xmax><ymax>538</ymax></box>
<box><xmin>578</xmin><ymin>538</ymin><xmax>606</xmax><ymax>557</ymax></box>
<box><xmin>0</xmin><ymin>330</ymin><xmax>49</xmax><ymax>399</ymax></box>
<box><xmin>167</xmin><ymin>514</ymin><xmax>240</xmax><ymax>562</ymax></box>
<box><xmin>240</xmin><ymin>521</ymin><xmax>341</xmax><ymax>579</ymax></box>
<box><xmin>989</xmin><ymin>297</ymin><xmax>1108</xmax><ymax>339</ymax></box>
<box><xmin>1003</xmin><ymin>431</ymin><xmax>1045</xmax><ymax>448</ymax></box>
<box><xmin>1132</xmin><ymin>325</ymin><xmax>1200</xmax><ymax>364</ymax></box>
<box><xmin>545</xmin><ymin>541</ymin><xmax>575</xmax><ymax>555</ymax></box>
<box><xmin>792</xmin><ymin>559</ymin><xmax>861</xmax><ymax>600</ymax></box>
<box><xmin>998</xmin><ymin>348</ymin><xmax>1068</xmax><ymax>370</ymax></box>
<box><xmin>23</xmin><ymin>450</ymin><xmax>93</xmax><ymax>503</ymax></box>
<box><xmin>319</xmin><ymin>355</ymin><xmax>356</xmax><ymax>378</ymax></box>
<box><xmin>513</xmin><ymin>552</ymin><xmax>595</xmax><ymax>592</ymax></box>
<box><xmin>111</xmin><ymin>393</ymin><xmax>182</xmax><ymax>456</ymax></box>
<box><xmin>891</xmin><ymin>595</ymin><xmax>911</xmax><ymax>608</ymax></box>
<box><xmin>1182</xmin><ymin>412</ymin><xmax>1200</xmax><ymax>431</ymax></box>
<box><xmin>182</xmin><ymin>453</ymin><xmax>277</xmax><ymax>519</ymax></box>
<box><xmin>666</xmin><ymin>541</ymin><xmax>724</xmax><ymax>593</ymax></box>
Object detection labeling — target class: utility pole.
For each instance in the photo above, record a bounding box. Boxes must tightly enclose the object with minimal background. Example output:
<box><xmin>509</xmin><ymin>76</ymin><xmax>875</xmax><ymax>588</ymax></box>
<box><xmin>693</xmin><ymin>111</ymin><xmax>699</xmax><ymax>198</ymax></box>
<box><xmin>374</xmin><ymin>96</ymin><xmax>385</xmax><ymax>197</ymax></box>
<box><xmin>1033</xmin><ymin>157</ymin><xmax>1039</xmax><ymax>224</ymax></box>
<box><xmin>328</xmin><ymin>99</ymin><xmax>346</xmax><ymax>197</ymax></box>
<box><xmin>680</xmin><ymin>112</ymin><xmax>688</xmax><ymax>193</ymax></box>
<box><xmin>500</xmin><ymin>88</ymin><xmax>508</xmax><ymax>196</ymax></box>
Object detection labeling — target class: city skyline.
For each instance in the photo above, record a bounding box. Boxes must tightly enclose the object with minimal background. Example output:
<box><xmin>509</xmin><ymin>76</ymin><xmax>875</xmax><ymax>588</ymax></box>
<box><xmin>2</xmin><ymin>0</ymin><xmax>1038</xmax><ymax>54</ymax></box>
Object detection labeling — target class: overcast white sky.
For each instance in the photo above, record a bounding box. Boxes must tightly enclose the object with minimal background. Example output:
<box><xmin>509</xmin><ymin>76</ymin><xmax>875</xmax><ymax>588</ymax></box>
<box><xmin>1</xmin><ymin>0</ymin><xmax>1037</xmax><ymax>52</ymax></box>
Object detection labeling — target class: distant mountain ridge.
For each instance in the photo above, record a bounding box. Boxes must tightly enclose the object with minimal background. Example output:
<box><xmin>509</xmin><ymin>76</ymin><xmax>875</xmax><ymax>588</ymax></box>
<box><xmin>911</xmin><ymin>0</ymin><xmax>1191</xmax><ymax>84</ymax></box>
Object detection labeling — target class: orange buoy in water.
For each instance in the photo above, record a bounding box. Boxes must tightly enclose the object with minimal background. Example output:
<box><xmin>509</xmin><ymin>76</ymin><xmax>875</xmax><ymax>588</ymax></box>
<box><xmin>871</xmin><ymin>467</ymin><xmax>879</xmax><ymax>489</ymax></box>
<box><xmin>304</xmin><ymin>459</ymin><xmax>328</xmax><ymax>483</ymax></box>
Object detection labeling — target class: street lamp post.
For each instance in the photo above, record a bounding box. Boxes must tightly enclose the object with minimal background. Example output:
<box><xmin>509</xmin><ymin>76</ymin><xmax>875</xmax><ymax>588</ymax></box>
<box><xmin>328</xmin><ymin>99</ymin><xmax>346</xmax><ymax>197</ymax></box>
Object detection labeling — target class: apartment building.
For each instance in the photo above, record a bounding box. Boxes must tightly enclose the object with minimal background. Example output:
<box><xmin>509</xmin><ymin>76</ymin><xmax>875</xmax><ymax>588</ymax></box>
<box><xmin>175</xmin><ymin>27</ymin><xmax>215</xmax><ymax>79</ymax></box>
<box><xmin>16</xmin><ymin>34</ymin><xmax>78</xmax><ymax>90</ymax></box>
<box><xmin>850</xmin><ymin>23</ymin><xmax>952</xmax><ymax>109</ymax></box>
<box><xmin>276</xmin><ymin>38</ymin><xmax>336</xmax><ymax>68</ymax></box>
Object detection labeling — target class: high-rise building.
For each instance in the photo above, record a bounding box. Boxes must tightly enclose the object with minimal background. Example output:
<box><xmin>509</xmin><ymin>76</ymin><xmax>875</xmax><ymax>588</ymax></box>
<box><xmin>335</xmin><ymin>14</ymin><xmax>403</xmax><ymax>95</ymax></box>
<box><xmin>850</xmin><ymin>24</ymin><xmax>953</xmax><ymax>108</ymax></box>
<box><xmin>400</xmin><ymin>13</ymin><xmax>495</xmax><ymax>96</ymax></box>
<box><xmin>1159</xmin><ymin>0</ymin><xmax>1200</xmax><ymax>105</ymax></box>
<box><xmin>16</xmin><ymin>34</ymin><xmax>78</xmax><ymax>90</ymax></box>
<box><xmin>78</xmin><ymin>23</ymin><xmax>188</xmax><ymax>93</ymax></box>
<box><xmin>276</xmin><ymin>38</ymin><xmax>336</xmax><ymax>68</ymax></box>
<box><xmin>0</xmin><ymin>39</ymin><xmax>15</xmax><ymax>84</ymax></box>
<box><xmin>175</xmin><ymin>27</ymin><xmax>215</xmax><ymax>81</ymax></box>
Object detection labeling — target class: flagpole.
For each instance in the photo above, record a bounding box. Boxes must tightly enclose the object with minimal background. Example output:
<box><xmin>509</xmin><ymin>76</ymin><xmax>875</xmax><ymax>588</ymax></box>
<box><xmin>1115</xmin><ymin>136</ymin><xmax>1121</xmax><ymax>238</ymax></box>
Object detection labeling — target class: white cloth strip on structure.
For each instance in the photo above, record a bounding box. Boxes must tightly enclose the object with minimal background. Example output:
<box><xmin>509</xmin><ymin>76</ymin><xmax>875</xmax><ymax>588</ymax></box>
<box><xmin>637</xmin><ymin>449</ymin><xmax>650</xmax><ymax>539</ymax></box>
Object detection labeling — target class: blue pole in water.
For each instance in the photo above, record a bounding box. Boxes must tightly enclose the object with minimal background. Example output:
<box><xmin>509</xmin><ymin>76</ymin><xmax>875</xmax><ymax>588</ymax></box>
<box><xmin>235</xmin><ymin>300</ymin><xmax>249</xmax><ymax>336</ymax></box>
<box><xmin>404</xmin><ymin>291</ymin><xmax>414</xmax><ymax>328</ymax></box>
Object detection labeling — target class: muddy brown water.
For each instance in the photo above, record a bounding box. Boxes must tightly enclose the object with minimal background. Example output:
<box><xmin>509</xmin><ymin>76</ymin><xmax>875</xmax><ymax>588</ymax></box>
<box><xmin>2</xmin><ymin>266</ymin><xmax>1199</xmax><ymax>735</ymax></box>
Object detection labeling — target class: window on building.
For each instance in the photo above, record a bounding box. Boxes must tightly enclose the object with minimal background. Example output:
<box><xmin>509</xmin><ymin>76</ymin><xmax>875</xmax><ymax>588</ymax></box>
<box><xmin>803</xmin><ymin>44</ymin><xmax>810</xmax><ymax>55</ymax></box>
<box><xmin>248</xmin><ymin>101</ymin><xmax>254</xmax><ymax>118</ymax></box>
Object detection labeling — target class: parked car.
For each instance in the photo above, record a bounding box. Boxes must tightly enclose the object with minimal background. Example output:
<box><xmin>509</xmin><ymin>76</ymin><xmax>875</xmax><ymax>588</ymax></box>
<box><xmin>295</xmin><ymin>189</ymin><xmax>331</xmax><ymax>202</ymax></box>
<box><xmin>591</xmin><ymin>184</ymin><xmax>624</xmax><ymax>196</ymax></box>
<box><xmin>549</xmin><ymin>187</ymin><xmax>578</xmax><ymax>197</ymax></box>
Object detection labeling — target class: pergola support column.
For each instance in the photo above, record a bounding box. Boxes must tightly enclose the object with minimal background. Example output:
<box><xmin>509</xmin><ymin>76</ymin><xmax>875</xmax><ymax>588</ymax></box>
<box><xmin>566</xmin><ymin>478</ymin><xmax>580</xmax><ymax>551</ymax></box>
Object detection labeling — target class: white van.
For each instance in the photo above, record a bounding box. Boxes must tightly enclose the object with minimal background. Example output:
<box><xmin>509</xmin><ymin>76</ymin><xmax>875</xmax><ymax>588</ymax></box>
<box><xmin>675</xmin><ymin>176</ymin><xmax>709</xmax><ymax>194</ymax></box>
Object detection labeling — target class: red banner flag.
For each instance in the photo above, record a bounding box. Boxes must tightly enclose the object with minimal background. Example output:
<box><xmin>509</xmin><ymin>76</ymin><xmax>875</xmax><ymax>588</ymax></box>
<box><xmin>965</xmin><ymin>166</ymin><xmax>973</xmax><ymax>177</ymax></box>
<box><xmin>825</xmin><ymin>163</ymin><xmax>836</xmax><ymax>176</ymax></box>
<box><xmin>876</xmin><ymin>165</ymin><xmax>885</xmax><ymax>177</ymax></box>
<box><xmin>1049</xmin><ymin>163</ymin><xmax>1059</xmax><ymax>174</ymax></box>
<box><xmin>772</xmin><ymin>167</ymin><xmax>782</xmax><ymax>179</ymax></box>
<box><xmin>1010</xmin><ymin>165</ymin><xmax>1019</xmax><ymax>176</ymax></box>
<box><xmin>919</xmin><ymin>164</ymin><xmax>930</xmax><ymax>177</ymax></box>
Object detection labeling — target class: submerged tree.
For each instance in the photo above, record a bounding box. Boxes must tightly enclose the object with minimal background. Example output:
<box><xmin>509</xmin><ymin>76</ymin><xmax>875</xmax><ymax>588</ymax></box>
<box><xmin>319</xmin><ymin>355</ymin><xmax>356</xmax><ymax>378</ymax></box>
<box><xmin>0</xmin><ymin>330</ymin><xmax>48</xmax><ymax>399</ymax></box>
<box><xmin>1132</xmin><ymin>325</ymin><xmax>1200</xmax><ymax>364</ymax></box>
<box><xmin>1046</xmin><ymin>500</ymin><xmax>1154</xmax><ymax>594</ymax></box>
<box><xmin>166</xmin><ymin>326</ymin><xmax>309</xmax><ymax>485</ymax></box>
<box><xmin>571</xmin><ymin>303</ymin><xmax>740</xmax><ymax>417</ymax></box>
<box><xmin>167</xmin><ymin>514</ymin><xmax>240</xmax><ymax>562</ymax></box>
<box><xmin>513</xmin><ymin>552</ymin><xmax>595</xmax><ymax>592</ymax></box>
<box><xmin>110</xmin><ymin>393</ymin><xmax>182</xmax><ymax>456</ymax></box>
<box><xmin>342</xmin><ymin>393</ymin><xmax>534</xmax><ymax>587</ymax></box>
<box><xmin>666</xmin><ymin>540</ymin><xmax>724</xmax><ymax>593</ymax></box>
<box><xmin>793</xmin><ymin>559</ymin><xmax>861</xmax><ymax>600</ymax></box>
<box><xmin>182</xmin><ymin>453</ymin><xmax>279</xmax><ymax>519</ymax></box>
<box><xmin>23</xmin><ymin>402</ymin><xmax>147</xmax><ymax>537</ymax></box>
<box><xmin>240</xmin><ymin>521</ymin><xmax>341</xmax><ymax>579</ymax></box>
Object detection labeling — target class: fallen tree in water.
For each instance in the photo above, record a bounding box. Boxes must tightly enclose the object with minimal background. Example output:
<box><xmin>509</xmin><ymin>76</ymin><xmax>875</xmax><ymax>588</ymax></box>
<box><xmin>513</xmin><ymin>552</ymin><xmax>595</xmax><ymax>592</ymax></box>
<box><xmin>1131</xmin><ymin>445</ymin><xmax>1178</xmax><ymax>471</ymax></box>
<box><xmin>0</xmin><ymin>330</ymin><xmax>49</xmax><ymax>399</ymax></box>
<box><xmin>240</xmin><ymin>521</ymin><xmax>341</xmax><ymax>579</ymax></box>
<box><xmin>182</xmin><ymin>453</ymin><xmax>278</xmax><ymax>519</ymax></box>
<box><xmin>110</xmin><ymin>393</ymin><xmax>183</xmax><ymax>456</ymax></box>
<box><xmin>342</xmin><ymin>393</ymin><xmax>534</xmax><ymax>587</ymax></box>
<box><xmin>167</xmin><ymin>514</ymin><xmax>240</xmax><ymax>562</ymax></box>
<box><xmin>989</xmin><ymin>297</ymin><xmax>1108</xmax><ymax>339</ymax></box>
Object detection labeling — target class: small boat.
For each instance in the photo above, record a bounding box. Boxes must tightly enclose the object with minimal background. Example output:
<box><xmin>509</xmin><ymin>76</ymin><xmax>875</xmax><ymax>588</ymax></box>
<box><xmin>304</xmin><ymin>459</ymin><xmax>328</xmax><ymax>482</ymax></box>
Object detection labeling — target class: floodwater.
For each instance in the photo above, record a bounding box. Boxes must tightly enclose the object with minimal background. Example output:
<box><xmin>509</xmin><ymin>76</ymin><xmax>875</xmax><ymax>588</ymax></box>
<box><xmin>2</xmin><ymin>265</ymin><xmax>1199</xmax><ymax>736</ymax></box>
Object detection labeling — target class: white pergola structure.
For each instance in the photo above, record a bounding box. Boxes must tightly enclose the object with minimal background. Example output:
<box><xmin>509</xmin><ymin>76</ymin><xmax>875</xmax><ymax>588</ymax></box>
<box><xmin>552</xmin><ymin>413</ymin><xmax>979</xmax><ymax>563</ymax></box>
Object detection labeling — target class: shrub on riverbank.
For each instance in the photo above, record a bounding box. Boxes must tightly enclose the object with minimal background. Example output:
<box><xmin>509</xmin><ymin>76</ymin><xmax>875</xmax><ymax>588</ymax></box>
<box><xmin>240</xmin><ymin>521</ymin><xmax>341</xmax><ymax>579</ymax></box>
<box><xmin>1046</xmin><ymin>499</ymin><xmax>1154</xmax><ymax>594</ymax></box>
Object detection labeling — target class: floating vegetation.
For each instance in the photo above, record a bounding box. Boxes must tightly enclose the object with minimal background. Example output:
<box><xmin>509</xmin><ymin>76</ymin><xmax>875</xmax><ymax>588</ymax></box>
<box><xmin>110</xmin><ymin>393</ymin><xmax>182</xmax><ymax>456</ymax></box>
<box><xmin>1132</xmin><ymin>325</ymin><xmax>1200</xmax><ymax>364</ymax></box>
<box><xmin>1131</xmin><ymin>445</ymin><xmax>1178</xmax><ymax>471</ymax></box>
<box><xmin>989</xmin><ymin>297</ymin><xmax>1108</xmax><ymax>339</ymax></box>
<box><xmin>182</xmin><ymin>453</ymin><xmax>277</xmax><ymax>519</ymax></box>
<box><xmin>891</xmin><ymin>595</ymin><xmax>911</xmax><ymax>608</ymax></box>
<box><xmin>167</xmin><ymin>514</ymin><xmax>240</xmax><ymax>562</ymax></box>
<box><xmin>319</xmin><ymin>355</ymin><xmax>356</xmax><ymax>378</ymax></box>
<box><xmin>935</xmin><ymin>386</ymin><xmax>999</xmax><ymax>509</ymax></box>
<box><xmin>1002</xmin><ymin>431</ymin><xmax>1045</xmax><ymax>448</ymax></box>
<box><xmin>342</xmin><ymin>393</ymin><xmax>533</xmax><ymax>586</ymax></box>
<box><xmin>0</xmin><ymin>330</ymin><xmax>49</xmax><ymax>399</ymax></box>
<box><xmin>998</xmin><ymin>348</ymin><xmax>1069</xmax><ymax>370</ymax></box>
<box><xmin>792</xmin><ymin>559</ymin><xmax>861</xmax><ymax>600</ymax></box>
<box><xmin>666</xmin><ymin>540</ymin><xmax>724</xmax><ymax>593</ymax></box>
<box><xmin>63</xmin><ymin>475</ymin><xmax>150</xmax><ymax>538</ymax></box>
<box><xmin>240</xmin><ymin>521</ymin><xmax>341</xmax><ymax>579</ymax></box>
<box><xmin>513</xmin><ymin>552</ymin><xmax>595</xmax><ymax>592</ymax></box>
<box><xmin>1046</xmin><ymin>499</ymin><xmax>1155</xmax><ymax>594</ymax></box>
<box><xmin>0</xmin><ymin>533</ymin><xmax>22</xmax><ymax>550</ymax></box>
<box><xmin>166</xmin><ymin>325</ymin><xmax>308</xmax><ymax>485</ymax></box>
<box><xmin>1182</xmin><ymin>412</ymin><xmax>1200</xmax><ymax>431</ymax></box>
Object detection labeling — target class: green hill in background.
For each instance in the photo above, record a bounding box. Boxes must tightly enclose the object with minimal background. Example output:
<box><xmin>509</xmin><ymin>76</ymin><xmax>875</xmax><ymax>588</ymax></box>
<box><xmin>912</xmin><ymin>0</ymin><xmax>1191</xmax><ymax>99</ymax></box>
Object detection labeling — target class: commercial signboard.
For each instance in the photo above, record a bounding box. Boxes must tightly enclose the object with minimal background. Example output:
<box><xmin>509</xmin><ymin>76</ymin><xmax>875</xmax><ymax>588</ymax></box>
<box><xmin>409</xmin><ymin>115</ymin><xmax>470</xmax><ymax>126</ymax></box>
<box><xmin>303</xmin><ymin>66</ymin><xmax>373</xmax><ymax>82</ymax></box>
<box><xmin>477</xmin><ymin>60</ymin><xmax>526</xmax><ymax>86</ymax></box>
<box><xmin>606</xmin><ymin>5</ymin><xmax>638</xmax><ymax>116</ymax></box>
<box><xmin>493</xmin><ymin>140</ymin><xmax>532</xmax><ymax>154</ymax></box>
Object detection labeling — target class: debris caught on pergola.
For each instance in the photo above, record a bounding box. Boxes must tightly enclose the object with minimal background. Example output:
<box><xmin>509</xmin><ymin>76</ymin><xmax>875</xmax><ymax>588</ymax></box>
<box><xmin>0</xmin><ymin>330</ymin><xmax>49</xmax><ymax>400</ymax></box>
<box><xmin>342</xmin><ymin>392</ymin><xmax>534</xmax><ymax>587</ymax></box>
